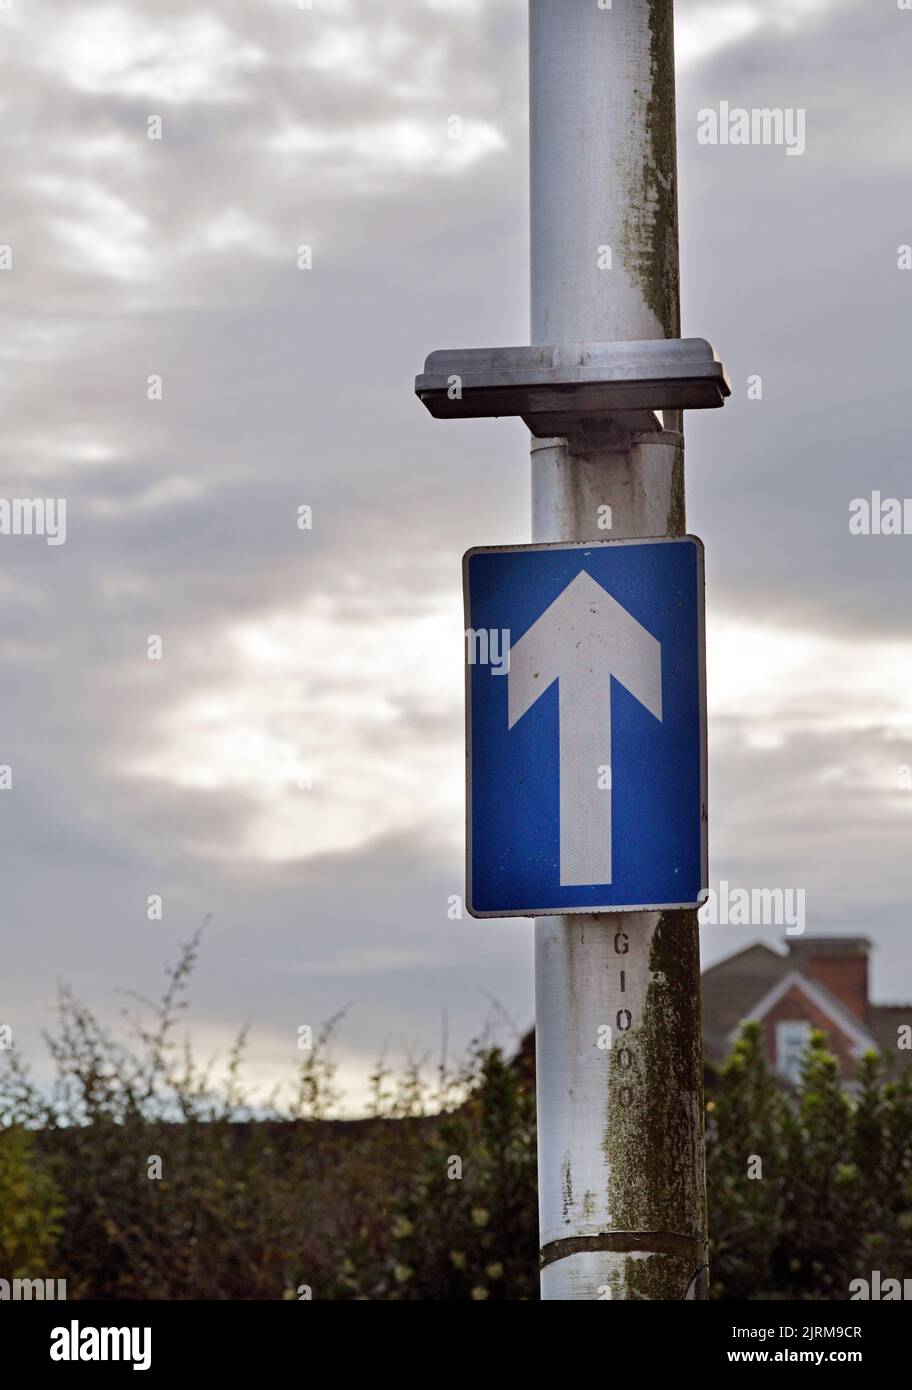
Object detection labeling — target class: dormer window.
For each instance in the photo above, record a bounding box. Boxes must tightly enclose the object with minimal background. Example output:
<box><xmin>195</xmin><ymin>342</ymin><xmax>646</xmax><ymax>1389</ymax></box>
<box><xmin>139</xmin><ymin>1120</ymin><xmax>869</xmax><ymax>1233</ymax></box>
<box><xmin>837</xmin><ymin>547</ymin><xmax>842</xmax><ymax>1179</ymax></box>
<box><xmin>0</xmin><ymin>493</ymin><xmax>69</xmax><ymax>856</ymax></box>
<box><xmin>776</xmin><ymin>1020</ymin><xmax>812</xmax><ymax>1084</ymax></box>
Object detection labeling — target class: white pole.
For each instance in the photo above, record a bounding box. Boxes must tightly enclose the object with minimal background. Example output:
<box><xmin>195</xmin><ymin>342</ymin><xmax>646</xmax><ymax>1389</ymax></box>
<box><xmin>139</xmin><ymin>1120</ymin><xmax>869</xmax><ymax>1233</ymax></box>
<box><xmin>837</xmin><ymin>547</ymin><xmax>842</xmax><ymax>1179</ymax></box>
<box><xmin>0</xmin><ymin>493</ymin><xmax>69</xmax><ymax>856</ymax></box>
<box><xmin>530</xmin><ymin>0</ymin><xmax>708</xmax><ymax>1301</ymax></box>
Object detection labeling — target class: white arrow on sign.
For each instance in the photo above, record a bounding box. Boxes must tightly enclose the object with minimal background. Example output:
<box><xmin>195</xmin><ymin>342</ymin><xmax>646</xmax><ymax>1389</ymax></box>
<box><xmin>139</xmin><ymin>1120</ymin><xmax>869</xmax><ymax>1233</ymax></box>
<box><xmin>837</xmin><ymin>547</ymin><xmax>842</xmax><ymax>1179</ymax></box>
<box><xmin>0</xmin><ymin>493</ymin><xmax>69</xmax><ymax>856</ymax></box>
<box><xmin>508</xmin><ymin>570</ymin><xmax>662</xmax><ymax>887</ymax></box>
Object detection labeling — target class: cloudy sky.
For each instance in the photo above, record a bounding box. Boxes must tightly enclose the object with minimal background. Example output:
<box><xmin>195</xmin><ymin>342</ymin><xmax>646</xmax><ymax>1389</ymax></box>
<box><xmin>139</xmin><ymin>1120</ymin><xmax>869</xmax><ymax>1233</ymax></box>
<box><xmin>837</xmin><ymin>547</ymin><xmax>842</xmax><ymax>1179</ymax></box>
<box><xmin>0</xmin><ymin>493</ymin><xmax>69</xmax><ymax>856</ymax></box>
<box><xmin>2</xmin><ymin>0</ymin><xmax>911</xmax><ymax>1110</ymax></box>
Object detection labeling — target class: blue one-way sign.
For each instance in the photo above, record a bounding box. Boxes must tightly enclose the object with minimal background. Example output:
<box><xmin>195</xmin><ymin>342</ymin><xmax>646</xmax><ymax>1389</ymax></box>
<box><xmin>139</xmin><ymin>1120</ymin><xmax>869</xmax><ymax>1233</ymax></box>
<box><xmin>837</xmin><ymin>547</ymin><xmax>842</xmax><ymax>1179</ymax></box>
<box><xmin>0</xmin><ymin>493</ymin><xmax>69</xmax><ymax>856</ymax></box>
<box><xmin>463</xmin><ymin>537</ymin><xmax>707</xmax><ymax>917</ymax></box>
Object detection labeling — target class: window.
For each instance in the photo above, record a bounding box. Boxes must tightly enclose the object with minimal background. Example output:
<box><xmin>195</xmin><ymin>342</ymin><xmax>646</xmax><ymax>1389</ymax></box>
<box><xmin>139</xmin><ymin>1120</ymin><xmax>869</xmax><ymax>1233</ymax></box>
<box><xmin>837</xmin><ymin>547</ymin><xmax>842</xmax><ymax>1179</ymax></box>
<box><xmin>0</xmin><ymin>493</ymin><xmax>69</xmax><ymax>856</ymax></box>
<box><xmin>776</xmin><ymin>1020</ymin><xmax>812</xmax><ymax>1084</ymax></box>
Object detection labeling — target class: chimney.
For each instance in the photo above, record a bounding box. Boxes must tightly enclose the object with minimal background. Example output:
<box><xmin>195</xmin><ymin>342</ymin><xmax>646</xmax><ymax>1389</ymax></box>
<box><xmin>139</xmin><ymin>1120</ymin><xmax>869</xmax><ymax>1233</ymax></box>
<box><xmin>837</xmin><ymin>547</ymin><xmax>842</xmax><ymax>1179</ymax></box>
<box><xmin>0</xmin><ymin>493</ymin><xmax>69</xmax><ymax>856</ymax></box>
<box><xmin>787</xmin><ymin>937</ymin><xmax>871</xmax><ymax>1021</ymax></box>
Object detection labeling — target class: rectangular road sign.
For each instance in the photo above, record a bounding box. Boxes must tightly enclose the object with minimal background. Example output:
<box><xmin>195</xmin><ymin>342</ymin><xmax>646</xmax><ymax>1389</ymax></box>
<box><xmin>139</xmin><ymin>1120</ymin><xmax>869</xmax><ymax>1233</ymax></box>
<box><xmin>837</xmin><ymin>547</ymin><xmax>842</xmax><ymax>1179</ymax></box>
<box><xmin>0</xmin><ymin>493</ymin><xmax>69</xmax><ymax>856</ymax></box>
<box><xmin>463</xmin><ymin>537</ymin><xmax>707</xmax><ymax>917</ymax></box>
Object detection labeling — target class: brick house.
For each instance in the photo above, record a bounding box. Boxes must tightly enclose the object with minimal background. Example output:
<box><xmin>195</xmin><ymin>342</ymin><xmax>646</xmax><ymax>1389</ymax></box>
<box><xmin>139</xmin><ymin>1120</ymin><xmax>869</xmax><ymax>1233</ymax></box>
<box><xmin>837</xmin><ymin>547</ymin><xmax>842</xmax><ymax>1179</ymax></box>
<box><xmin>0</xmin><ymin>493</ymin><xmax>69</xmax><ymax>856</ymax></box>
<box><xmin>701</xmin><ymin>936</ymin><xmax>912</xmax><ymax>1086</ymax></box>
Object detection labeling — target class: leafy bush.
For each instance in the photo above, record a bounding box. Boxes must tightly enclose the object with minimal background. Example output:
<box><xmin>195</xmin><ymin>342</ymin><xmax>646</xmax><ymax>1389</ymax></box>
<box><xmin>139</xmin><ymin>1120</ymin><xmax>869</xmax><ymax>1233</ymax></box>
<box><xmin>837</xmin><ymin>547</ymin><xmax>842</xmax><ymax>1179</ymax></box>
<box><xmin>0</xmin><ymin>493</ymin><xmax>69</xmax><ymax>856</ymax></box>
<box><xmin>707</xmin><ymin>1023</ymin><xmax>912</xmax><ymax>1299</ymax></box>
<box><xmin>346</xmin><ymin>1044</ymin><xmax>538</xmax><ymax>1301</ymax></box>
<box><xmin>0</xmin><ymin>1124</ymin><xmax>63</xmax><ymax>1277</ymax></box>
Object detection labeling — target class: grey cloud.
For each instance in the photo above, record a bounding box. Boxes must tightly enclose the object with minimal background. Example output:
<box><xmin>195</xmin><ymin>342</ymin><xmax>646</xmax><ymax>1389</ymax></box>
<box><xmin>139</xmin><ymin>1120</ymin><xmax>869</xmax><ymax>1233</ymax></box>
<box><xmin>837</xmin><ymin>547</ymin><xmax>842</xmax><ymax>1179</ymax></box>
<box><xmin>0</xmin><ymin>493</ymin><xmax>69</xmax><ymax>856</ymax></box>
<box><xmin>3</xmin><ymin>0</ymin><xmax>912</xmax><ymax>1099</ymax></box>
